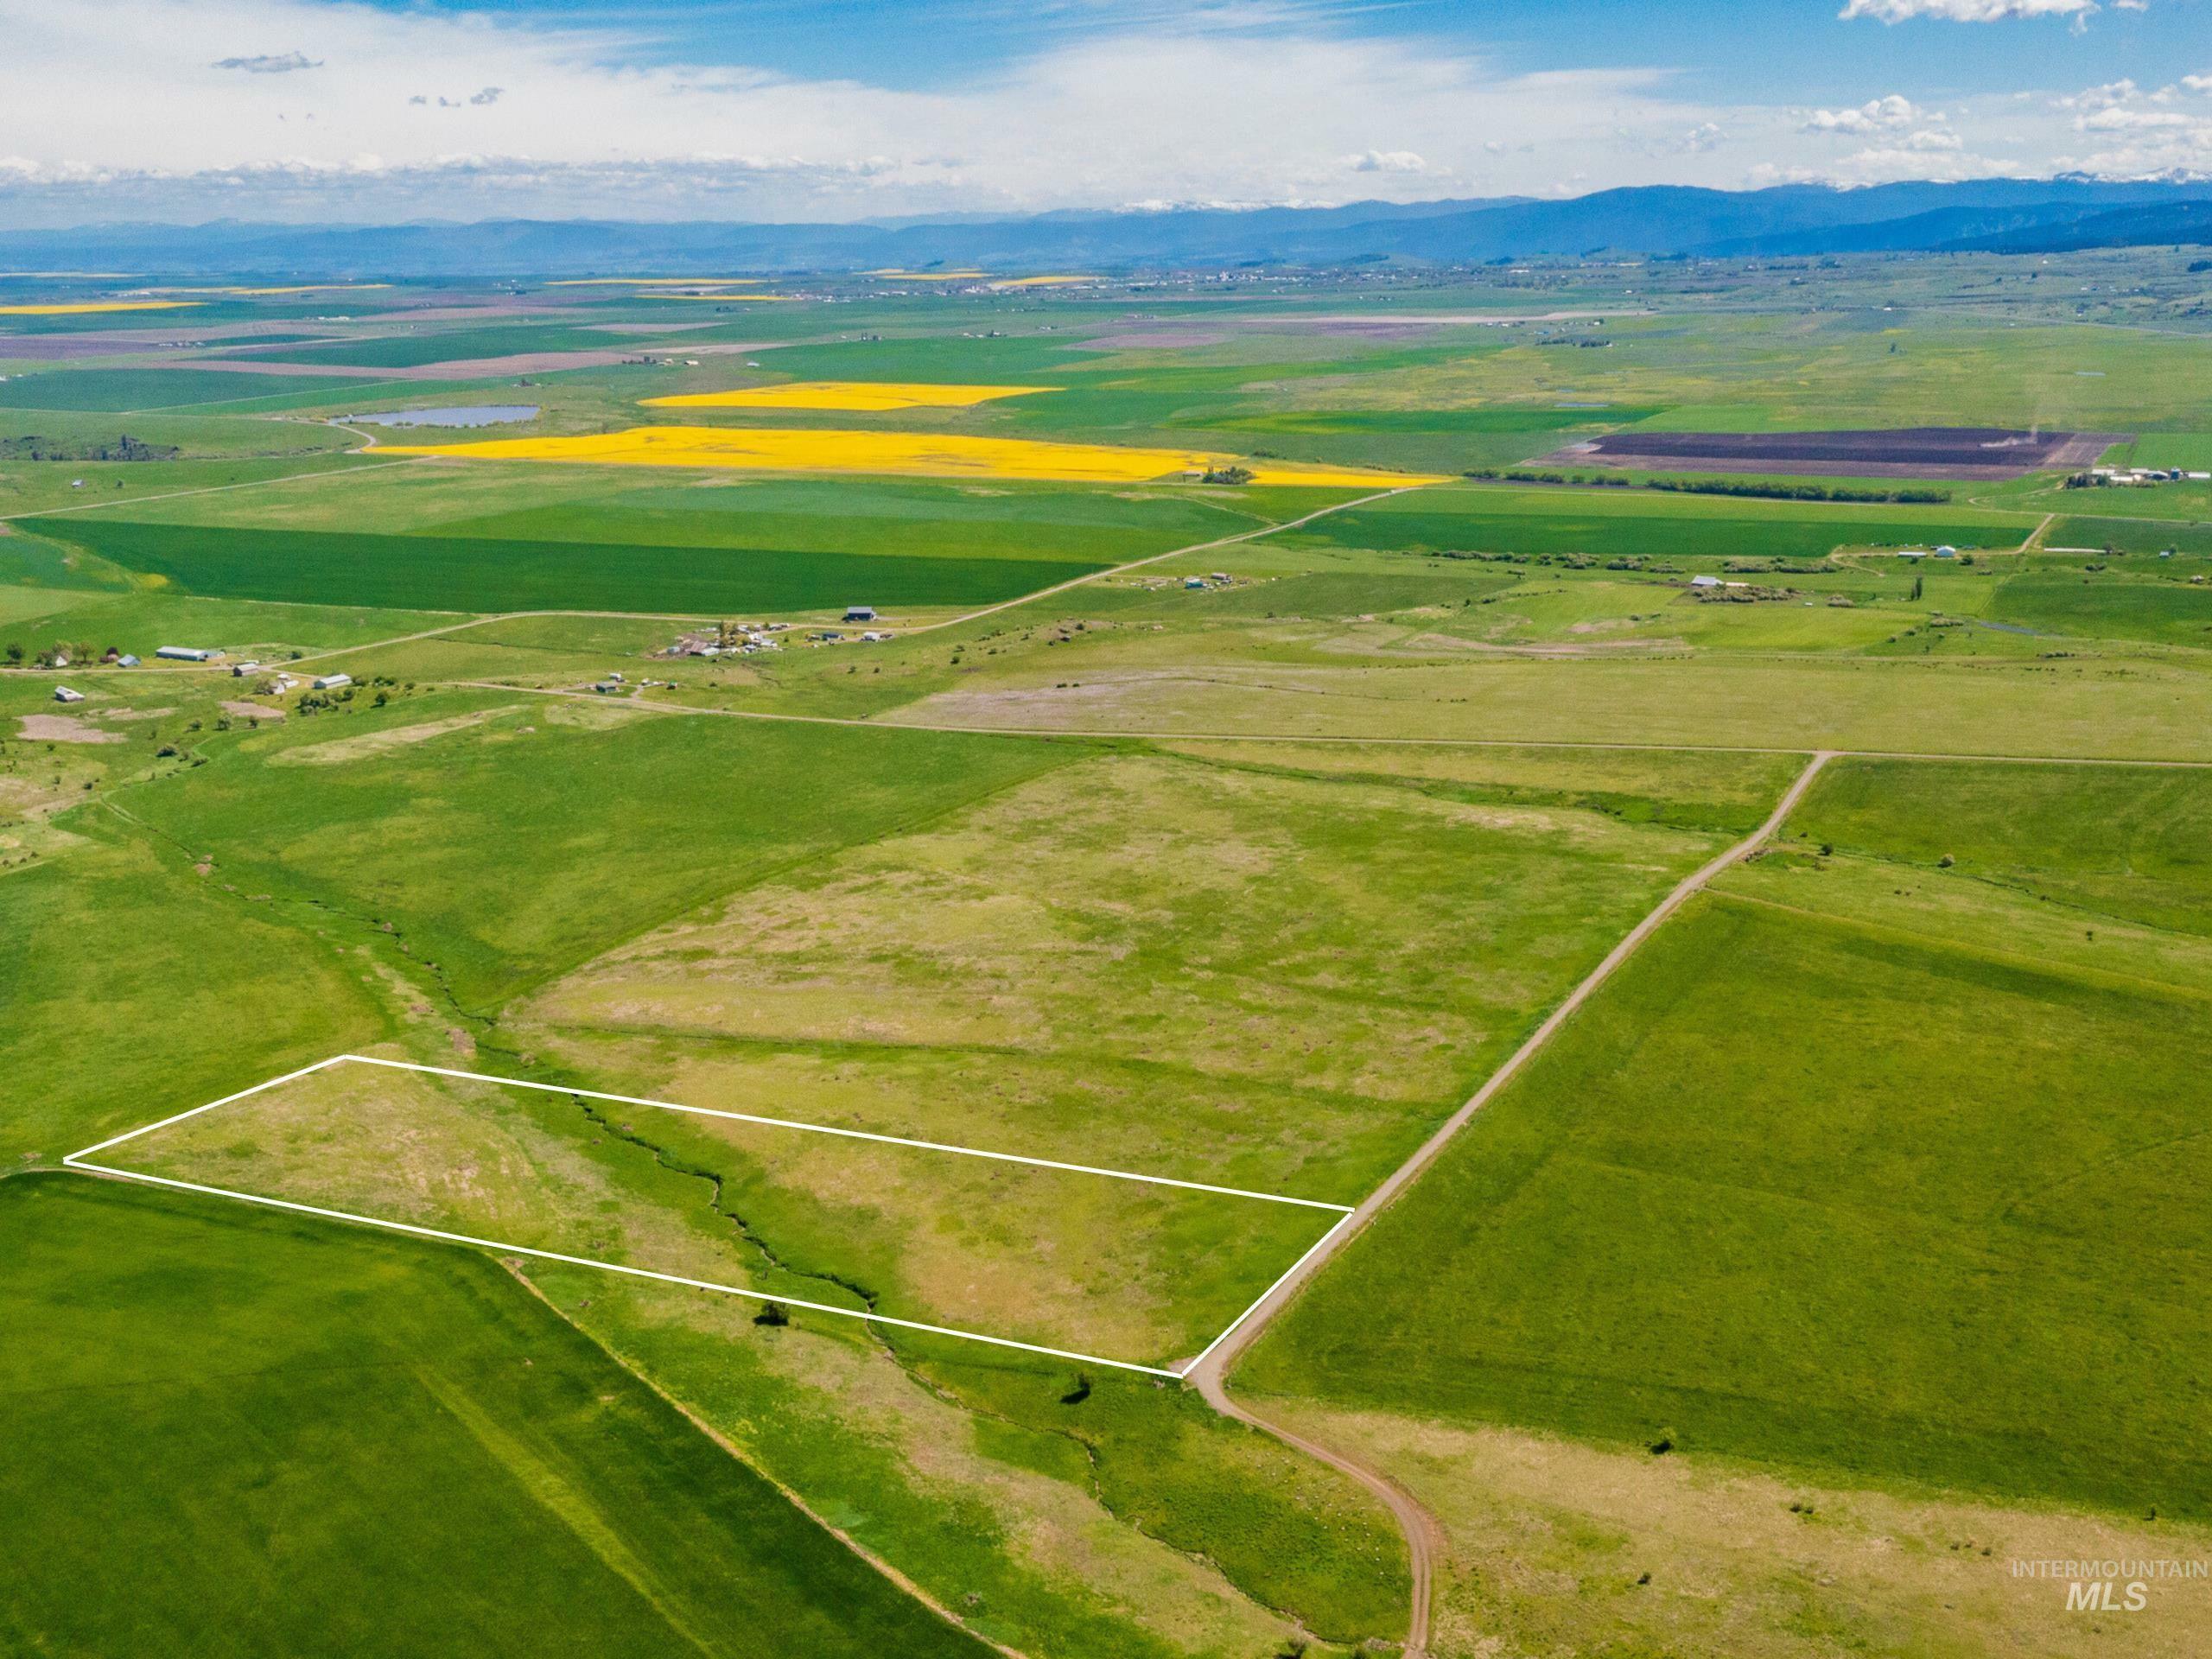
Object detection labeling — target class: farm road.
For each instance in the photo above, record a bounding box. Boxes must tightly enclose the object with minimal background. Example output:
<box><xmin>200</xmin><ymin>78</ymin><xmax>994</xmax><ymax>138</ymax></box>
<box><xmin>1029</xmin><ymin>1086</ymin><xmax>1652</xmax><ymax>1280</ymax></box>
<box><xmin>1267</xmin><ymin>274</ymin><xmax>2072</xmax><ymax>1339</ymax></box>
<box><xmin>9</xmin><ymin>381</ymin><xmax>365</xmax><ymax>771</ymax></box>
<box><xmin>1182</xmin><ymin>749</ymin><xmax>1834</xmax><ymax>1656</ymax></box>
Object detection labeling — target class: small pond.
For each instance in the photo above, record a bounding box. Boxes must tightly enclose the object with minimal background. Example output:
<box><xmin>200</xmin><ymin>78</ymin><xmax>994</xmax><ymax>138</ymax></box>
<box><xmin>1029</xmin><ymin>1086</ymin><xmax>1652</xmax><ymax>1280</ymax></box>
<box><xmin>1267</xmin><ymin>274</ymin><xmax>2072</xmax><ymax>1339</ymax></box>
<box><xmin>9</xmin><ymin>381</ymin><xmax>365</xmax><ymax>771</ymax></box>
<box><xmin>341</xmin><ymin>404</ymin><xmax>539</xmax><ymax>428</ymax></box>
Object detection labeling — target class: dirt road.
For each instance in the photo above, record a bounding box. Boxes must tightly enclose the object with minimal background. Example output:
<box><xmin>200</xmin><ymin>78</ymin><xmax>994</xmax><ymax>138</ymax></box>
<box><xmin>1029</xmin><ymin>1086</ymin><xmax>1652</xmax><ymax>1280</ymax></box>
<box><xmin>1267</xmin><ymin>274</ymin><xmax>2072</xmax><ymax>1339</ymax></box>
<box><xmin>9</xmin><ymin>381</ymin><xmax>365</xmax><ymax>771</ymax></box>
<box><xmin>1181</xmin><ymin>749</ymin><xmax>1835</xmax><ymax>1655</ymax></box>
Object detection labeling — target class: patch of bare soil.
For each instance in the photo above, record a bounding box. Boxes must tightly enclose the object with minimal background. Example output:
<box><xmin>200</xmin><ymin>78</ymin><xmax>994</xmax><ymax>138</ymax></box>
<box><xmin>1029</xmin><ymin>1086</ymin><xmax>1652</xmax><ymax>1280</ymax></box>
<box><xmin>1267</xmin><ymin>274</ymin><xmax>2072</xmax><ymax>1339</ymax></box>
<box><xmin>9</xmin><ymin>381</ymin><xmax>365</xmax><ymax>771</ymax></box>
<box><xmin>1541</xmin><ymin>425</ymin><xmax>2128</xmax><ymax>481</ymax></box>
<box><xmin>15</xmin><ymin>714</ymin><xmax>122</xmax><ymax>743</ymax></box>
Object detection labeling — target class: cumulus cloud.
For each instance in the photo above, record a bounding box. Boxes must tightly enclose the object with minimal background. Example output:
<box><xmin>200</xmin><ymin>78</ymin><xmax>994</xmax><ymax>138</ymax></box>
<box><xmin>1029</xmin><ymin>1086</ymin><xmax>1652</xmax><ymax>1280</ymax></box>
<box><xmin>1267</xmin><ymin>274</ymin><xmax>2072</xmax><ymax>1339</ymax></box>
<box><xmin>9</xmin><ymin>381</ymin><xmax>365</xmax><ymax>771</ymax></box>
<box><xmin>2183</xmin><ymin>73</ymin><xmax>2212</xmax><ymax>93</ymax></box>
<box><xmin>2059</xmin><ymin>77</ymin><xmax>2141</xmax><ymax>108</ymax></box>
<box><xmin>1840</xmin><ymin>0</ymin><xmax>2101</xmax><ymax>20</ymax></box>
<box><xmin>1346</xmin><ymin>149</ymin><xmax>1427</xmax><ymax>173</ymax></box>
<box><xmin>212</xmin><ymin>49</ymin><xmax>320</xmax><ymax>72</ymax></box>
<box><xmin>1802</xmin><ymin>94</ymin><xmax>1923</xmax><ymax>132</ymax></box>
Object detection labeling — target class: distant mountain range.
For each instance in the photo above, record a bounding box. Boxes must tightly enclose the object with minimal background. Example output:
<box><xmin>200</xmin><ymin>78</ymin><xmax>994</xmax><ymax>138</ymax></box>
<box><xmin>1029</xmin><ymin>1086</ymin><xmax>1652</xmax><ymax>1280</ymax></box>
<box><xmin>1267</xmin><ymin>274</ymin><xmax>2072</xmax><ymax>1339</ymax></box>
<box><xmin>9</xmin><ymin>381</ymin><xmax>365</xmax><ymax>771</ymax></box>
<box><xmin>3</xmin><ymin>179</ymin><xmax>2208</xmax><ymax>276</ymax></box>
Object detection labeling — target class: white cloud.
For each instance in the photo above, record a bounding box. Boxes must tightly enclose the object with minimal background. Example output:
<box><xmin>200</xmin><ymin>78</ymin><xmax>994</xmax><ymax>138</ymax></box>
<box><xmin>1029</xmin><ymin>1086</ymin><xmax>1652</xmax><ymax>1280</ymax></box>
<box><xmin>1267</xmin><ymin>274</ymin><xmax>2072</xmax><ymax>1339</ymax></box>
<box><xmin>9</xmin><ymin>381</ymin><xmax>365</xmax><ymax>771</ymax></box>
<box><xmin>0</xmin><ymin>0</ymin><xmax>2196</xmax><ymax>222</ymax></box>
<box><xmin>212</xmin><ymin>50</ymin><xmax>321</xmax><ymax>73</ymax></box>
<box><xmin>2059</xmin><ymin>77</ymin><xmax>2140</xmax><ymax>108</ymax></box>
<box><xmin>2183</xmin><ymin>74</ymin><xmax>2212</xmax><ymax>94</ymax></box>
<box><xmin>0</xmin><ymin>0</ymin><xmax>1751</xmax><ymax>218</ymax></box>
<box><xmin>1802</xmin><ymin>94</ymin><xmax>1923</xmax><ymax>133</ymax></box>
<box><xmin>2077</xmin><ymin>105</ymin><xmax>2196</xmax><ymax>128</ymax></box>
<box><xmin>1345</xmin><ymin>149</ymin><xmax>1427</xmax><ymax>173</ymax></box>
<box><xmin>1840</xmin><ymin>0</ymin><xmax>2101</xmax><ymax>20</ymax></box>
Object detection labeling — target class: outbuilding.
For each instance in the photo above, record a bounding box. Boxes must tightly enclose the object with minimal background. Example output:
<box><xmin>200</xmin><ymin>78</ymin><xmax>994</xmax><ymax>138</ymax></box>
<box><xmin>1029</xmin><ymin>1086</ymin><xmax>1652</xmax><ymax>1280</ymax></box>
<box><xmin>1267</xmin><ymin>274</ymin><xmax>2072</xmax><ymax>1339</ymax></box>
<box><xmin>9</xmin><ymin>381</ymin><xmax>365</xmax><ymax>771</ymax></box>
<box><xmin>53</xmin><ymin>685</ymin><xmax>86</xmax><ymax>704</ymax></box>
<box><xmin>843</xmin><ymin>606</ymin><xmax>878</xmax><ymax>623</ymax></box>
<box><xmin>1689</xmin><ymin>574</ymin><xmax>1722</xmax><ymax>588</ymax></box>
<box><xmin>156</xmin><ymin>645</ymin><xmax>219</xmax><ymax>663</ymax></box>
<box><xmin>311</xmin><ymin>673</ymin><xmax>352</xmax><ymax>691</ymax></box>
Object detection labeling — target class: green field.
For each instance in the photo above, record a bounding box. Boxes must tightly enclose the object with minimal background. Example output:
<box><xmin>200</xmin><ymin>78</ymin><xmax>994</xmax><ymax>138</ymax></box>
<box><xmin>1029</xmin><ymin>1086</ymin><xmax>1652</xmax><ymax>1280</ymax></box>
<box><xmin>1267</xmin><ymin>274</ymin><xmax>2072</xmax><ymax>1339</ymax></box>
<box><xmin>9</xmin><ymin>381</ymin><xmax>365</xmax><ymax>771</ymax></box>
<box><xmin>1281</xmin><ymin>483</ymin><xmax>2035</xmax><ymax>563</ymax></box>
<box><xmin>1988</xmin><ymin>569</ymin><xmax>2212</xmax><ymax>646</ymax></box>
<box><xmin>0</xmin><ymin>1174</ymin><xmax>988</xmax><ymax>1659</ymax></box>
<box><xmin>21</xmin><ymin>516</ymin><xmax>1112</xmax><ymax>613</ymax></box>
<box><xmin>2048</xmin><ymin>513</ymin><xmax>2212</xmax><ymax>556</ymax></box>
<box><xmin>1240</xmin><ymin>759</ymin><xmax>2212</xmax><ymax>1522</ymax></box>
<box><xmin>264</xmin><ymin>324</ymin><xmax>646</xmax><ymax>367</ymax></box>
<box><xmin>113</xmin><ymin>690</ymin><xmax>1079</xmax><ymax>1009</ymax></box>
<box><xmin>0</xmin><ymin>367</ymin><xmax>384</xmax><ymax>411</ymax></box>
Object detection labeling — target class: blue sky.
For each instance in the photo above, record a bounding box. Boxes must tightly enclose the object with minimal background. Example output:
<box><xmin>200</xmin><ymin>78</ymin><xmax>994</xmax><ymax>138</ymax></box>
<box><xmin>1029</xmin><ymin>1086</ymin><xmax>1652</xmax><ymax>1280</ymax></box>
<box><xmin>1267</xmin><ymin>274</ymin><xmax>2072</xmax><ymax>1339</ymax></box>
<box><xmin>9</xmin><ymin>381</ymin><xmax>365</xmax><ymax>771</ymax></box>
<box><xmin>1</xmin><ymin>0</ymin><xmax>2206</xmax><ymax>224</ymax></box>
<box><xmin>365</xmin><ymin>0</ymin><xmax>2199</xmax><ymax>102</ymax></box>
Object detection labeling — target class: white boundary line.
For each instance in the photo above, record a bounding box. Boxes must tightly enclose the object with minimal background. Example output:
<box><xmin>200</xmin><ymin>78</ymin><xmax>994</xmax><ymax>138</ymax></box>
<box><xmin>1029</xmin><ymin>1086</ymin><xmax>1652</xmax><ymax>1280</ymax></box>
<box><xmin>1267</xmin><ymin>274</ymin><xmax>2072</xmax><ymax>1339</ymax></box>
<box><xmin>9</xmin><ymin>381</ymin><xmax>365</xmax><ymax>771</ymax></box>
<box><xmin>63</xmin><ymin>1054</ymin><xmax>1352</xmax><ymax>1382</ymax></box>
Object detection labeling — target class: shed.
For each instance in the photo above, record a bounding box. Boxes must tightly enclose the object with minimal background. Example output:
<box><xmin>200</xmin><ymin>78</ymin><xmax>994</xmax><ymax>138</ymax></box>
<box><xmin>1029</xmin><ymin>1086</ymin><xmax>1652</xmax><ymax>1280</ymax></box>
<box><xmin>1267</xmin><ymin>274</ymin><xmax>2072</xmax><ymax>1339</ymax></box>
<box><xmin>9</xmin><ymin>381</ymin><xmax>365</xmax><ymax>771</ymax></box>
<box><xmin>311</xmin><ymin>673</ymin><xmax>352</xmax><ymax>691</ymax></box>
<box><xmin>53</xmin><ymin>686</ymin><xmax>86</xmax><ymax>704</ymax></box>
<box><xmin>844</xmin><ymin>606</ymin><xmax>878</xmax><ymax>623</ymax></box>
<box><xmin>1689</xmin><ymin>574</ymin><xmax>1721</xmax><ymax>588</ymax></box>
<box><xmin>156</xmin><ymin>645</ymin><xmax>219</xmax><ymax>662</ymax></box>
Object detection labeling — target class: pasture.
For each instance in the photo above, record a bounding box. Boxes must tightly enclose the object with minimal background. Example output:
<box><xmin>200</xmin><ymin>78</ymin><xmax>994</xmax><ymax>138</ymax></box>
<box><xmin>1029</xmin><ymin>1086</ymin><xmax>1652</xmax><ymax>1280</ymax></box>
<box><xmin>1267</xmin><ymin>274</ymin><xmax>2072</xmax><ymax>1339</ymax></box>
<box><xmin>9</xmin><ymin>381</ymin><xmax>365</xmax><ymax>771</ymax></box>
<box><xmin>1238</xmin><ymin>759</ymin><xmax>2212</xmax><ymax>1522</ymax></box>
<box><xmin>102</xmin><ymin>1053</ymin><xmax>1344</xmax><ymax>1370</ymax></box>
<box><xmin>0</xmin><ymin>1174</ymin><xmax>988</xmax><ymax>1659</ymax></box>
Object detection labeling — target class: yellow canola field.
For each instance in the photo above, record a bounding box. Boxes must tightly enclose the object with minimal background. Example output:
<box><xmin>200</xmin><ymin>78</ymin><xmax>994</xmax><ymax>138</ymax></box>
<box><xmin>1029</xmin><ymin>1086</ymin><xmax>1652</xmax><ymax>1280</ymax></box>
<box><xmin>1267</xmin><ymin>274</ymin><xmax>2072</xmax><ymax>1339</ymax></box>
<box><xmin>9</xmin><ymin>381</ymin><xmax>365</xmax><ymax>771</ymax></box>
<box><xmin>0</xmin><ymin>301</ymin><xmax>199</xmax><ymax>315</ymax></box>
<box><xmin>864</xmin><ymin>269</ymin><xmax>987</xmax><ymax>281</ymax></box>
<box><xmin>642</xmin><ymin>381</ymin><xmax>1057</xmax><ymax>411</ymax></box>
<box><xmin>990</xmin><ymin>275</ymin><xmax>1101</xmax><ymax>289</ymax></box>
<box><xmin>380</xmin><ymin>424</ymin><xmax>1448</xmax><ymax>487</ymax></box>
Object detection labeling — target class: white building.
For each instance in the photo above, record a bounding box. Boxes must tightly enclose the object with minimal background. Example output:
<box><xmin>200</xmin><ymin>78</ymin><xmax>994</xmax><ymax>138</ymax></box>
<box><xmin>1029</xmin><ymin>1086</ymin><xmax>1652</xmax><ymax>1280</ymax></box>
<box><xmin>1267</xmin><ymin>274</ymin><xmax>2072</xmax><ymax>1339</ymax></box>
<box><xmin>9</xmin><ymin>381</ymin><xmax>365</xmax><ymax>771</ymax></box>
<box><xmin>311</xmin><ymin>673</ymin><xmax>352</xmax><ymax>691</ymax></box>
<box><xmin>53</xmin><ymin>686</ymin><xmax>86</xmax><ymax>704</ymax></box>
<box><xmin>156</xmin><ymin>645</ymin><xmax>219</xmax><ymax>662</ymax></box>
